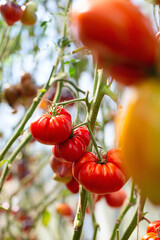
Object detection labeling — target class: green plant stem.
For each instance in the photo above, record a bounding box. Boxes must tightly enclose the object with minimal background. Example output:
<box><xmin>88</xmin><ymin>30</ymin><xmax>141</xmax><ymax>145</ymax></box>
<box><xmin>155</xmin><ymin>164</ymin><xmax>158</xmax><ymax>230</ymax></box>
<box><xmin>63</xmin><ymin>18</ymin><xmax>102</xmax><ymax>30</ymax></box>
<box><xmin>86</xmin><ymin>122</ymin><xmax>102</xmax><ymax>160</ymax></box>
<box><xmin>102</xmin><ymin>85</ymin><xmax>120</xmax><ymax>106</ymax></box>
<box><xmin>53</xmin><ymin>78</ymin><xmax>86</xmax><ymax>94</ymax></box>
<box><xmin>56</xmin><ymin>96</ymin><xmax>87</xmax><ymax>107</ymax></box>
<box><xmin>72</xmin><ymin>121</ymin><xmax>88</xmax><ymax>130</ymax></box>
<box><xmin>109</xmin><ymin>181</ymin><xmax>136</xmax><ymax>240</ymax></box>
<box><xmin>0</xmin><ymin>133</ymin><xmax>32</xmax><ymax>191</ymax></box>
<box><xmin>72</xmin><ymin>69</ymin><xmax>105</xmax><ymax>240</ymax></box>
<box><xmin>88</xmin><ymin>193</ymin><xmax>99</xmax><ymax>240</ymax></box>
<box><xmin>0</xmin><ymin>0</ymin><xmax>72</xmax><ymax>162</ymax></box>
<box><xmin>0</xmin><ymin>51</ymin><xmax>61</xmax><ymax>162</ymax></box>
<box><xmin>121</xmin><ymin>194</ymin><xmax>146</xmax><ymax>240</ymax></box>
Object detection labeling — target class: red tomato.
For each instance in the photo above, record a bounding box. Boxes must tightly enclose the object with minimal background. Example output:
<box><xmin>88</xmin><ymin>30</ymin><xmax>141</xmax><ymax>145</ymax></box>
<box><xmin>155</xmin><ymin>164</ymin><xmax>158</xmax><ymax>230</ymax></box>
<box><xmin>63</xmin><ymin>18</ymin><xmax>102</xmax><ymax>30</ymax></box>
<box><xmin>52</xmin><ymin>126</ymin><xmax>90</xmax><ymax>162</ymax></box>
<box><xmin>70</xmin><ymin>0</ymin><xmax>158</xmax><ymax>85</ymax></box>
<box><xmin>30</xmin><ymin>107</ymin><xmax>72</xmax><ymax>145</ymax></box>
<box><xmin>21</xmin><ymin>2</ymin><xmax>37</xmax><ymax>26</ymax></box>
<box><xmin>105</xmin><ymin>188</ymin><xmax>127</xmax><ymax>208</ymax></box>
<box><xmin>141</xmin><ymin>232</ymin><xmax>160</xmax><ymax>240</ymax></box>
<box><xmin>0</xmin><ymin>1</ymin><xmax>23</xmax><ymax>25</ymax></box>
<box><xmin>147</xmin><ymin>221</ymin><xmax>160</xmax><ymax>234</ymax></box>
<box><xmin>49</xmin><ymin>155</ymin><xmax>72</xmax><ymax>178</ymax></box>
<box><xmin>66</xmin><ymin>177</ymin><xmax>79</xmax><ymax>194</ymax></box>
<box><xmin>56</xmin><ymin>203</ymin><xmax>72</xmax><ymax>217</ymax></box>
<box><xmin>73</xmin><ymin>149</ymin><xmax>128</xmax><ymax>194</ymax></box>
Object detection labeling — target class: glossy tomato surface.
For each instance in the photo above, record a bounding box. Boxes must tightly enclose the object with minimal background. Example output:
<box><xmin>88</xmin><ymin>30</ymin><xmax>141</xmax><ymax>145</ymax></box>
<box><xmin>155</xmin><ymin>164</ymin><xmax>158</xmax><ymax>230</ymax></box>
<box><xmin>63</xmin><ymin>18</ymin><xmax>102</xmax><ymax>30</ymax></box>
<box><xmin>147</xmin><ymin>221</ymin><xmax>160</xmax><ymax>233</ymax></box>
<box><xmin>116</xmin><ymin>80</ymin><xmax>160</xmax><ymax>205</ymax></box>
<box><xmin>49</xmin><ymin>155</ymin><xmax>72</xmax><ymax>178</ymax></box>
<box><xmin>141</xmin><ymin>232</ymin><xmax>160</xmax><ymax>240</ymax></box>
<box><xmin>1</xmin><ymin>1</ymin><xmax>23</xmax><ymax>25</ymax></box>
<box><xmin>52</xmin><ymin>126</ymin><xmax>90</xmax><ymax>162</ymax></box>
<box><xmin>70</xmin><ymin>0</ymin><xmax>157</xmax><ymax>85</ymax></box>
<box><xmin>105</xmin><ymin>188</ymin><xmax>127</xmax><ymax>207</ymax></box>
<box><xmin>73</xmin><ymin>149</ymin><xmax>128</xmax><ymax>194</ymax></box>
<box><xmin>30</xmin><ymin>107</ymin><xmax>72</xmax><ymax>145</ymax></box>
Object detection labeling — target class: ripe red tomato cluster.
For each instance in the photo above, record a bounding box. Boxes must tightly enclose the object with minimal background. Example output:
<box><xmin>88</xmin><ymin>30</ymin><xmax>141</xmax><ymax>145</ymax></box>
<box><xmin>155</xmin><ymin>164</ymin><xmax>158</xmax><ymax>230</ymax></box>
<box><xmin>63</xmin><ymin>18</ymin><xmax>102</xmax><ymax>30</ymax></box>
<box><xmin>30</xmin><ymin>109</ymin><xmax>128</xmax><ymax>195</ymax></box>
<box><xmin>70</xmin><ymin>0</ymin><xmax>158</xmax><ymax>85</ymax></box>
<box><xmin>0</xmin><ymin>1</ymin><xmax>37</xmax><ymax>26</ymax></box>
<box><xmin>141</xmin><ymin>220</ymin><xmax>160</xmax><ymax>240</ymax></box>
<box><xmin>30</xmin><ymin>107</ymin><xmax>90</xmax><ymax>194</ymax></box>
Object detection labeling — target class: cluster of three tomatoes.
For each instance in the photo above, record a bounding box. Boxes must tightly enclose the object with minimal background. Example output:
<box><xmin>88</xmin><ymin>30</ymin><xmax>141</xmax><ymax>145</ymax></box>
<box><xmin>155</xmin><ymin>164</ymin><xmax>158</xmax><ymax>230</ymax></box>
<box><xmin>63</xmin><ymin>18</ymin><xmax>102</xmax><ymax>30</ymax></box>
<box><xmin>30</xmin><ymin>106</ymin><xmax>128</xmax><ymax>195</ymax></box>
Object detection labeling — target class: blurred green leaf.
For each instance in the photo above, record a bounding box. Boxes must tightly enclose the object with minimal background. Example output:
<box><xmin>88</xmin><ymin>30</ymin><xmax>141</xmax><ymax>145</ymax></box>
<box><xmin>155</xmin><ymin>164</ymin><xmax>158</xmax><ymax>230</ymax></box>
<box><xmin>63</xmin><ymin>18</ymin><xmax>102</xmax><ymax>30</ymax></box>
<box><xmin>0</xmin><ymin>159</ymin><xmax>8</xmax><ymax>168</ymax></box>
<box><xmin>69</xmin><ymin>65</ymin><xmax>76</xmax><ymax>78</ymax></box>
<box><xmin>42</xmin><ymin>210</ymin><xmax>51</xmax><ymax>227</ymax></box>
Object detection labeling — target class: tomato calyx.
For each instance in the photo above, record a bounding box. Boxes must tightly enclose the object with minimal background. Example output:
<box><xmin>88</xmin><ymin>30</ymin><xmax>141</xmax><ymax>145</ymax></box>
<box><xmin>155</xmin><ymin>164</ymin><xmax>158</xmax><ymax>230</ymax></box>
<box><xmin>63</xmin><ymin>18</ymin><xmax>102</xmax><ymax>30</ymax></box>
<box><xmin>96</xmin><ymin>155</ymin><xmax>106</xmax><ymax>165</ymax></box>
<box><xmin>47</xmin><ymin>105</ymin><xmax>62</xmax><ymax>117</ymax></box>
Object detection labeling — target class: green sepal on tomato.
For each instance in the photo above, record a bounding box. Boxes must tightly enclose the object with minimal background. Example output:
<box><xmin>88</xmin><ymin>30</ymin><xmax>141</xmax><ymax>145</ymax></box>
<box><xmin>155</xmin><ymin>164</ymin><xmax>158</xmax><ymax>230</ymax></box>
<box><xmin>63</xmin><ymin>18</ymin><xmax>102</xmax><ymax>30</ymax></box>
<box><xmin>30</xmin><ymin>107</ymin><xmax>72</xmax><ymax>145</ymax></box>
<box><xmin>52</xmin><ymin>126</ymin><xmax>90</xmax><ymax>162</ymax></box>
<box><xmin>73</xmin><ymin>149</ymin><xmax>128</xmax><ymax>194</ymax></box>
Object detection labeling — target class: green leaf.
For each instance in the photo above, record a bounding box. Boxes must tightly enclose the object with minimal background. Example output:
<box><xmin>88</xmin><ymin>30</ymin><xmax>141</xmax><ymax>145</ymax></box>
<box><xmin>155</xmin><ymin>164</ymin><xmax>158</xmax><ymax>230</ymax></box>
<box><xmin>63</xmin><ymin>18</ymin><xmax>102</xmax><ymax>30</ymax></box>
<box><xmin>38</xmin><ymin>89</ymin><xmax>46</xmax><ymax>94</ymax></box>
<box><xmin>41</xmin><ymin>21</ymin><xmax>48</xmax><ymax>27</ymax></box>
<box><xmin>42</xmin><ymin>210</ymin><xmax>51</xmax><ymax>227</ymax></box>
<box><xmin>69</xmin><ymin>65</ymin><xmax>76</xmax><ymax>78</ymax></box>
<box><xmin>0</xmin><ymin>159</ymin><xmax>8</xmax><ymax>168</ymax></box>
<box><xmin>95</xmin><ymin>121</ymin><xmax>101</xmax><ymax>127</ymax></box>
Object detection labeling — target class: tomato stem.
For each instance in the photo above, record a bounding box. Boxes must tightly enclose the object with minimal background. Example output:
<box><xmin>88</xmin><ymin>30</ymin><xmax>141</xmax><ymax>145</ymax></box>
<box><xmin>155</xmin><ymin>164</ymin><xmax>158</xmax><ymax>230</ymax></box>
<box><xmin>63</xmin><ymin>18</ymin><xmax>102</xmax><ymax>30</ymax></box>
<box><xmin>109</xmin><ymin>181</ymin><xmax>137</xmax><ymax>240</ymax></box>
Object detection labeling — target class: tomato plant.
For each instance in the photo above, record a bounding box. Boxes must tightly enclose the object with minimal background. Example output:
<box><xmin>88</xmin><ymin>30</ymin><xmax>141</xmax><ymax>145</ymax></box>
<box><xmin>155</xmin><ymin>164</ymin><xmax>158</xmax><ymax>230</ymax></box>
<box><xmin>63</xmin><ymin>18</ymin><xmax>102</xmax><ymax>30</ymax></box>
<box><xmin>52</xmin><ymin>126</ymin><xmax>90</xmax><ymax>162</ymax></box>
<box><xmin>73</xmin><ymin>149</ymin><xmax>128</xmax><ymax>194</ymax></box>
<box><xmin>0</xmin><ymin>1</ymin><xmax>23</xmax><ymax>25</ymax></box>
<box><xmin>30</xmin><ymin>107</ymin><xmax>72</xmax><ymax>145</ymax></box>
<box><xmin>116</xmin><ymin>80</ymin><xmax>160</xmax><ymax>205</ymax></box>
<box><xmin>70</xmin><ymin>0</ymin><xmax>158</xmax><ymax>85</ymax></box>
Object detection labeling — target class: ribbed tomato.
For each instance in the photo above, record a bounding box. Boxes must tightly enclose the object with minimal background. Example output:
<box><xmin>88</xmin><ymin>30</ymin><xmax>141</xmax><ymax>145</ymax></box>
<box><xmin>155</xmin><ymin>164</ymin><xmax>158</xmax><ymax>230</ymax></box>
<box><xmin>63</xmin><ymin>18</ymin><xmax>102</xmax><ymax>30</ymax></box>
<box><xmin>147</xmin><ymin>221</ymin><xmax>160</xmax><ymax>234</ymax></box>
<box><xmin>141</xmin><ymin>232</ymin><xmax>160</xmax><ymax>240</ymax></box>
<box><xmin>30</xmin><ymin>107</ymin><xmax>72</xmax><ymax>145</ymax></box>
<box><xmin>52</xmin><ymin>126</ymin><xmax>90</xmax><ymax>162</ymax></box>
<box><xmin>73</xmin><ymin>149</ymin><xmax>128</xmax><ymax>194</ymax></box>
<box><xmin>70</xmin><ymin>0</ymin><xmax>158</xmax><ymax>85</ymax></box>
<box><xmin>116</xmin><ymin>80</ymin><xmax>160</xmax><ymax>205</ymax></box>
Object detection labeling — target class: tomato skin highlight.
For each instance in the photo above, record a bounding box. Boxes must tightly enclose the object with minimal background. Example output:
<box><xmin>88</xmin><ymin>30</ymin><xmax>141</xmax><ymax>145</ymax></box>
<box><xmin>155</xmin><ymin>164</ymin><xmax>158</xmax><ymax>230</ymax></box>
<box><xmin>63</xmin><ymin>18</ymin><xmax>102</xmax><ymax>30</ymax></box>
<box><xmin>147</xmin><ymin>221</ymin><xmax>160</xmax><ymax>234</ymax></box>
<box><xmin>73</xmin><ymin>149</ymin><xmax>128</xmax><ymax>194</ymax></box>
<box><xmin>71</xmin><ymin>0</ymin><xmax>157</xmax><ymax>85</ymax></box>
<box><xmin>116</xmin><ymin>81</ymin><xmax>160</xmax><ymax>205</ymax></box>
<box><xmin>30</xmin><ymin>107</ymin><xmax>72</xmax><ymax>145</ymax></box>
<box><xmin>1</xmin><ymin>1</ymin><xmax>23</xmax><ymax>25</ymax></box>
<box><xmin>52</xmin><ymin>126</ymin><xmax>90</xmax><ymax>162</ymax></box>
<box><xmin>141</xmin><ymin>232</ymin><xmax>160</xmax><ymax>240</ymax></box>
